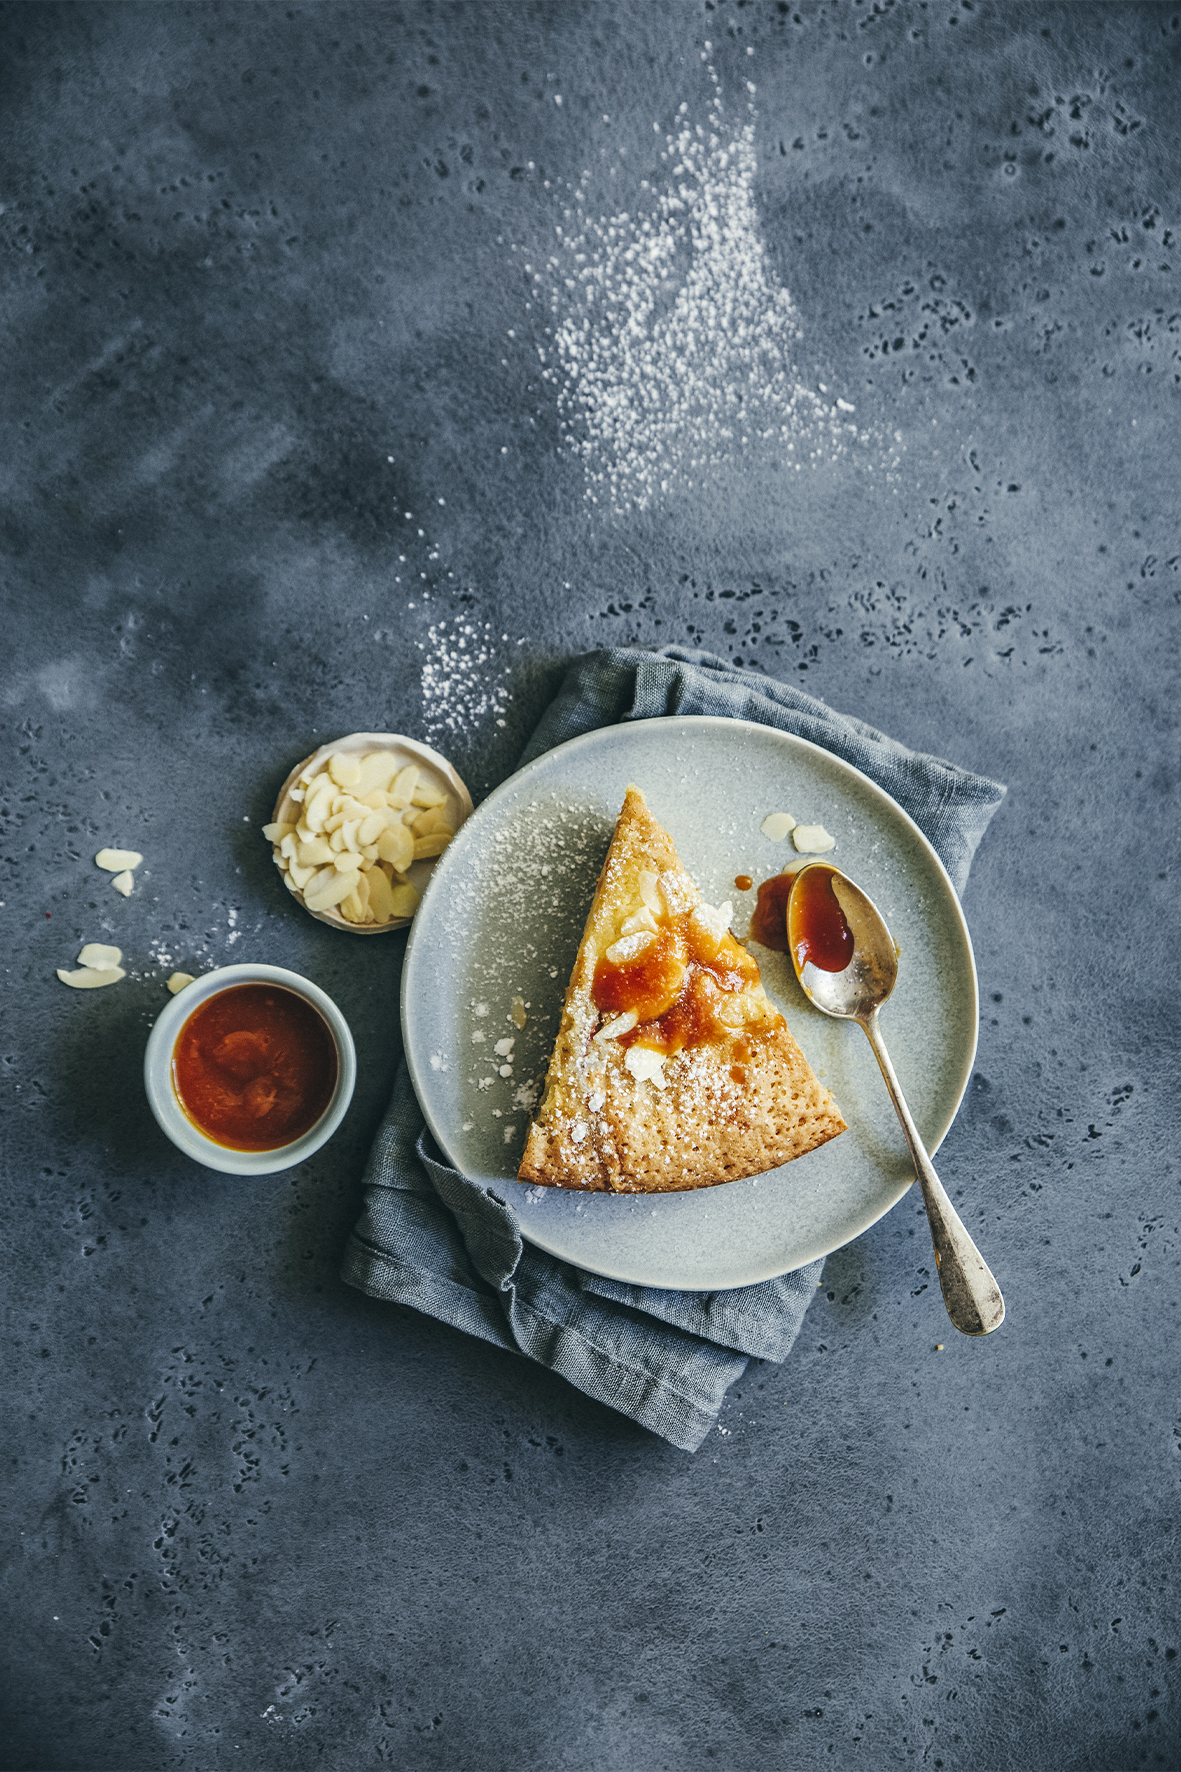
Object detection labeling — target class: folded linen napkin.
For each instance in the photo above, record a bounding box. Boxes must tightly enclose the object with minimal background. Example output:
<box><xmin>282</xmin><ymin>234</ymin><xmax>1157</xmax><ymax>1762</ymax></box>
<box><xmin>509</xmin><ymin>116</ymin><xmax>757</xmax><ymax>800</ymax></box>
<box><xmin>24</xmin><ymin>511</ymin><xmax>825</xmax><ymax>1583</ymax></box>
<box><xmin>341</xmin><ymin>646</ymin><xmax>1005</xmax><ymax>1452</ymax></box>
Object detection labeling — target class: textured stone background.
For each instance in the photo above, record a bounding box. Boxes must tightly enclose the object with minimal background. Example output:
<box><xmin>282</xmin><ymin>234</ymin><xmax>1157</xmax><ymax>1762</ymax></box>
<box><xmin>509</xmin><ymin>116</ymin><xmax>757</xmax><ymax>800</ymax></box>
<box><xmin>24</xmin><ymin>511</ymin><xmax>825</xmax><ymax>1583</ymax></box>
<box><xmin>2</xmin><ymin>2</ymin><xmax>1178</xmax><ymax>1767</ymax></box>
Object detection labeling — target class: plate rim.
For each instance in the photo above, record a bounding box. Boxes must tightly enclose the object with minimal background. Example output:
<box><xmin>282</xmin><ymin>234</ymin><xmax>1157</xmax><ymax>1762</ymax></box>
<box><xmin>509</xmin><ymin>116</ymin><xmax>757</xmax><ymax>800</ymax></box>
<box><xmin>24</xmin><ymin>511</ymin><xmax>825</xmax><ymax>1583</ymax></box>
<box><xmin>402</xmin><ymin>713</ymin><xmax>979</xmax><ymax>1286</ymax></box>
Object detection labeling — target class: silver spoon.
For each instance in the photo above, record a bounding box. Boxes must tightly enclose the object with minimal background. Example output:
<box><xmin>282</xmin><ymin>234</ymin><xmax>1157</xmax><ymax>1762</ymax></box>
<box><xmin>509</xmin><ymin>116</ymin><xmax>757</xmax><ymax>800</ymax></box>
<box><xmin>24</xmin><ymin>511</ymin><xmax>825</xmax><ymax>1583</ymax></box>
<box><xmin>787</xmin><ymin>863</ymin><xmax>1005</xmax><ymax>1337</ymax></box>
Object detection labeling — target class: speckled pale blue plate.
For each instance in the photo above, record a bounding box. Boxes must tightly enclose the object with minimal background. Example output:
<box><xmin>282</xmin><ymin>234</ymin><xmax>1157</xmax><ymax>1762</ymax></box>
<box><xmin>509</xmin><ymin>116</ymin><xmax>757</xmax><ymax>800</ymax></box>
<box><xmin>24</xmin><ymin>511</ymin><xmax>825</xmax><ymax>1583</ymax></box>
<box><xmin>401</xmin><ymin>716</ymin><xmax>977</xmax><ymax>1291</ymax></box>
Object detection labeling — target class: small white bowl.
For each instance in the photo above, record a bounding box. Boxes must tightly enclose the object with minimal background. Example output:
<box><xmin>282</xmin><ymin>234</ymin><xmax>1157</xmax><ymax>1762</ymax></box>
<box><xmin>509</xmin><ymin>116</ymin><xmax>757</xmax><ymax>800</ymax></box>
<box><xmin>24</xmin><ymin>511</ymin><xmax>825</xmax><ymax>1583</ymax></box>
<box><xmin>143</xmin><ymin>964</ymin><xmax>357</xmax><ymax>1175</ymax></box>
<box><xmin>269</xmin><ymin>731</ymin><xmax>473</xmax><ymax>935</ymax></box>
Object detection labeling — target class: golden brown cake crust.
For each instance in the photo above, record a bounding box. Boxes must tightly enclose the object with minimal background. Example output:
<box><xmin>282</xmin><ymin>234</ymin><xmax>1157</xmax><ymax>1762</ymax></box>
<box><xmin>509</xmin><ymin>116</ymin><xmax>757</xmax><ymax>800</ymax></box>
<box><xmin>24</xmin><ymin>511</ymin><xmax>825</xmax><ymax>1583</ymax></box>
<box><xmin>517</xmin><ymin>786</ymin><xmax>845</xmax><ymax>1194</ymax></box>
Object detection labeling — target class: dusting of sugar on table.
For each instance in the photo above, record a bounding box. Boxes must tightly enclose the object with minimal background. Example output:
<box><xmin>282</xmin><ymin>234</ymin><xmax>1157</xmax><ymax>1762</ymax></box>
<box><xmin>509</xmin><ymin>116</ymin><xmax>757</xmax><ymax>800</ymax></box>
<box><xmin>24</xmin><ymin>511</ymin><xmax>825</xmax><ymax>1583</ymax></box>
<box><xmin>529</xmin><ymin>48</ymin><xmax>892</xmax><ymax>514</ymax></box>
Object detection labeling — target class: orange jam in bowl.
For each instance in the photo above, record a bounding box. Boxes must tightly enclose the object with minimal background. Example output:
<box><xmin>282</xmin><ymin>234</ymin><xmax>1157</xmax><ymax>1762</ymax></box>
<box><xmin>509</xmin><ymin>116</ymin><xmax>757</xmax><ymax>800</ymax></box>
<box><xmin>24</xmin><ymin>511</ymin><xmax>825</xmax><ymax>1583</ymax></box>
<box><xmin>172</xmin><ymin>983</ymin><xmax>339</xmax><ymax>1152</ymax></box>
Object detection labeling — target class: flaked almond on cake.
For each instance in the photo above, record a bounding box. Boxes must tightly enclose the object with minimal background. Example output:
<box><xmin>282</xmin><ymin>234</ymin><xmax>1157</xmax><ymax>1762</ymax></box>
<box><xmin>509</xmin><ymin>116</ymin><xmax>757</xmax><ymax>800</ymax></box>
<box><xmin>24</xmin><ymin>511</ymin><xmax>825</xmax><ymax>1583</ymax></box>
<box><xmin>518</xmin><ymin>785</ymin><xmax>846</xmax><ymax>1194</ymax></box>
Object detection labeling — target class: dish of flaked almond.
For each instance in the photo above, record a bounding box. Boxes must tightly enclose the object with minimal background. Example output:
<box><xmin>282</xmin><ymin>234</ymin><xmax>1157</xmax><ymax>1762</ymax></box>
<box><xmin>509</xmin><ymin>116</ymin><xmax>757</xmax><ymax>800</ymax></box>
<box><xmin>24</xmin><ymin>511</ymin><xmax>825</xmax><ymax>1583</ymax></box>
<box><xmin>401</xmin><ymin>716</ymin><xmax>978</xmax><ymax>1291</ymax></box>
<box><xmin>518</xmin><ymin>786</ymin><xmax>846</xmax><ymax>1193</ymax></box>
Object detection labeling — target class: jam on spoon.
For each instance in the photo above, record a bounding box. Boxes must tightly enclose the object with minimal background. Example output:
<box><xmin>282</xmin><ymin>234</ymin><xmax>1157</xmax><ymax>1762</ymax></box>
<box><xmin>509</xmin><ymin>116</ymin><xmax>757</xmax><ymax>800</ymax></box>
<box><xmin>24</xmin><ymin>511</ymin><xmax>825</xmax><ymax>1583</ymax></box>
<box><xmin>788</xmin><ymin>864</ymin><xmax>854</xmax><ymax>973</ymax></box>
<box><xmin>749</xmin><ymin>862</ymin><xmax>853</xmax><ymax>971</ymax></box>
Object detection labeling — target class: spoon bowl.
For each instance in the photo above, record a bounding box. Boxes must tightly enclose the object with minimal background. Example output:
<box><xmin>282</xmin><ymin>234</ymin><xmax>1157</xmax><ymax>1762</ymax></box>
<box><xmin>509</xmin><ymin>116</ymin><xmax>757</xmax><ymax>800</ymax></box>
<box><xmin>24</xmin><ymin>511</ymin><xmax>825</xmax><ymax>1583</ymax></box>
<box><xmin>790</xmin><ymin>865</ymin><xmax>899</xmax><ymax>1021</ymax></box>
<box><xmin>787</xmin><ymin>863</ymin><xmax>1005</xmax><ymax>1338</ymax></box>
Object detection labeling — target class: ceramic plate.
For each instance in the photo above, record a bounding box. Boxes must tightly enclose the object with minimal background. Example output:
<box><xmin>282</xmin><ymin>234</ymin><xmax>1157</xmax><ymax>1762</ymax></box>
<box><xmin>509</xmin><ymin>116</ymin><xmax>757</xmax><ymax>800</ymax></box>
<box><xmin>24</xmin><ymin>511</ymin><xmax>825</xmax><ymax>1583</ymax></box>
<box><xmin>402</xmin><ymin>716</ymin><xmax>978</xmax><ymax>1290</ymax></box>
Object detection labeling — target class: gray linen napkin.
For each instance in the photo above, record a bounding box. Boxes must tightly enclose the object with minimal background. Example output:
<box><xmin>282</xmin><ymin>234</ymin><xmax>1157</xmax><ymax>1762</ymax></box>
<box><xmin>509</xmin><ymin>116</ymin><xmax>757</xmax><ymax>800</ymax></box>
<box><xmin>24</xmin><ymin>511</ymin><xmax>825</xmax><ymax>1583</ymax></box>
<box><xmin>341</xmin><ymin>647</ymin><xmax>1005</xmax><ymax>1452</ymax></box>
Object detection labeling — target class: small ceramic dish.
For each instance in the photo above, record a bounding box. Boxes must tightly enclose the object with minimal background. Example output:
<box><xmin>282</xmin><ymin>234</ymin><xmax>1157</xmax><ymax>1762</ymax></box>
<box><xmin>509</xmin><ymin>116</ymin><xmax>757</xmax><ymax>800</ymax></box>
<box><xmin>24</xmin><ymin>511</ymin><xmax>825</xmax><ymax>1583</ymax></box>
<box><xmin>268</xmin><ymin>732</ymin><xmax>473</xmax><ymax>935</ymax></box>
<box><xmin>143</xmin><ymin>963</ymin><xmax>357</xmax><ymax>1175</ymax></box>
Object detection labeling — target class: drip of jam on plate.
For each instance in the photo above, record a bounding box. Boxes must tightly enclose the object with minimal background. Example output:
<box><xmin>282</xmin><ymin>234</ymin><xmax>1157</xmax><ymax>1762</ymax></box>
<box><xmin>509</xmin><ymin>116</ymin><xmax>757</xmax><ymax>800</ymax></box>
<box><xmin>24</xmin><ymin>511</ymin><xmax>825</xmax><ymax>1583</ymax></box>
<box><xmin>748</xmin><ymin>869</ymin><xmax>800</xmax><ymax>952</ymax></box>
<box><xmin>788</xmin><ymin>866</ymin><xmax>854</xmax><ymax>973</ymax></box>
<box><xmin>591</xmin><ymin>908</ymin><xmax>762</xmax><ymax>1058</ymax></box>
<box><xmin>734</xmin><ymin>874</ymin><xmax>753</xmax><ymax>892</ymax></box>
<box><xmin>172</xmin><ymin>983</ymin><xmax>338</xmax><ymax>1151</ymax></box>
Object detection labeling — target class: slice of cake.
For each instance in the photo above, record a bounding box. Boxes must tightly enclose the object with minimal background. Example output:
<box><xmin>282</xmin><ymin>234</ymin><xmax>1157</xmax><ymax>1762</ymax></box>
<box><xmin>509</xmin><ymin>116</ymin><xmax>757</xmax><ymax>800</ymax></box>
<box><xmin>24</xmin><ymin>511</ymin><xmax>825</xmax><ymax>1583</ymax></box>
<box><xmin>518</xmin><ymin>785</ymin><xmax>846</xmax><ymax>1194</ymax></box>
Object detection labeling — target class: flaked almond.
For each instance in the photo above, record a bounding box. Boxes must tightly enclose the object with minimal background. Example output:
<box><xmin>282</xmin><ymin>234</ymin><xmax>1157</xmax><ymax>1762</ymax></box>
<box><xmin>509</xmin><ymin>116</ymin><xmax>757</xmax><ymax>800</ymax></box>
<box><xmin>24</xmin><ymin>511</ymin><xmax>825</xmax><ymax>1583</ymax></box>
<box><xmin>637</xmin><ymin>868</ymin><xmax>662</xmax><ymax>914</ymax></box>
<box><xmin>657</xmin><ymin>869</ymin><xmax>695</xmax><ymax>916</ymax></box>
<box><xmin>605</xmin><ymin>930</ymin><xmax>656</xmax><ymax>965</ymax></box>
<box><xmin>412</xmin><ymin>833</ymin><xmax>451</xmax><ymax>860</ymax></box>
<box><xmin>78</xmin><ymin>943</ymin><xmax>123</xmax><ymax>970</ymax></box>
<box><xmin>304</xmin><ymin>872</ymin><xmax>356</xmax><ymax>913</ymax></box>
<box><xmin>328</xmin><ymin>751</ymin><xmax>362</xmax><ymax>789</ymax></box>
<box><xmin>387</xmin><ymin>882</ymin><xmax>421</xmax><ymax>919</ymax></box>
<box><xmin>57</xmin><ymin>965</ymin><xmax>125</xmax><ymax>989</ymax></box>
<box><xmin>624</xmin><ymin>1046</ymin><xmax>667</xmax><ymax>1088</ymax></box>
<box><xmin>410</xmin><ymin>782</ymin><xmax>447</xmax><ymax>809</ymax></box>
<box><xmin>791</xmin><ymin>824</ymin><xmax>836</xmax><ymax>854</ymax></box>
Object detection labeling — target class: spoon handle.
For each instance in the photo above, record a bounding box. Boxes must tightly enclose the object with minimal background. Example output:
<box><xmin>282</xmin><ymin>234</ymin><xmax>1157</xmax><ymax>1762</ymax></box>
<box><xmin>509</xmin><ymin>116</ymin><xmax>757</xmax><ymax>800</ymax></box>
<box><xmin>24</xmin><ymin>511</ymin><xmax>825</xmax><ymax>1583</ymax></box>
<box><xmin>859</xmin><ymin>1010</ymin><xmax>1005</xmax><ymax>1337</ymax></box>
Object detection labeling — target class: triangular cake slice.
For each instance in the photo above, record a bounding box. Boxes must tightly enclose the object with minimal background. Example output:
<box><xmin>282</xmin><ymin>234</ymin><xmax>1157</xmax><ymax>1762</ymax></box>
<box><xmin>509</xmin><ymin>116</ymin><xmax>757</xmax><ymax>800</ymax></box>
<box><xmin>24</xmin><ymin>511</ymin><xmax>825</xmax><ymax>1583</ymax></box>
<box><xmin>518</xmin><ymin>785</ymin><xmax>846</xmax><ymax>1194</ymax></box>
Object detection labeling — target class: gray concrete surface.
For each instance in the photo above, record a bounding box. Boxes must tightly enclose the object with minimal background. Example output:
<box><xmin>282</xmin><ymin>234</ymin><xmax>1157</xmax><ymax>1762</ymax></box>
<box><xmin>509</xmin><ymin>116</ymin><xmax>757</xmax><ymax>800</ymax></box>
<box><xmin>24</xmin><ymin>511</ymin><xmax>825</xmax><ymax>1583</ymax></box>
<box><xmin>2</xmin><ymin>3</ymin><xmax>1178</xmax><ymax>1767</ymax></box>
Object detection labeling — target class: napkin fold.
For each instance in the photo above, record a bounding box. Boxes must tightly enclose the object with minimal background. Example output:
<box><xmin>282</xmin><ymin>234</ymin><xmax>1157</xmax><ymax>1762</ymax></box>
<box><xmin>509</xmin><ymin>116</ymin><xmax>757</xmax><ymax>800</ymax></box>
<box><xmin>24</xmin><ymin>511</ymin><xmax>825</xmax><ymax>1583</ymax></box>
<box><xmin>341</xmin><ymin>646</ymin><xmax>1005</xmax><ymax>1451</ymax></box>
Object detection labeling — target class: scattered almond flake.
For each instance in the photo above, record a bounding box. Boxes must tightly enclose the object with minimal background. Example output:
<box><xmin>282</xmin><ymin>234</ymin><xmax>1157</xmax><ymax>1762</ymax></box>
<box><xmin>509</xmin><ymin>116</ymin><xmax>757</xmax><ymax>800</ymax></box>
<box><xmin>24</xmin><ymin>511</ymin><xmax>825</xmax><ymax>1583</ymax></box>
<box><xmin>112</xmin><ymin>870</ymin><xmax>135</xmax><ymax>897</ymax></box>
<box><xmin>625</xmin><ymin>1047</ymin><xmax>668</xmax><ymax>1088</ymax></box>
<box><xmin>792</xmin><ymin>824</ymin><xmax>836</xmax><ymax>854</ymax></box>
<box><xmin>57</xmin><ymin>965</ymin><xmax>125</xmax><ymax>990</ymax></box>
<box><xmin>657</xmin><ymin>869</ymin><xmax>696</xmax><ymax>916</ymax></box>
<box><xmin>604</xmin><ymin>929</ymin><xmax>656</xmax><ymax>965</ymax></box>
<box><xmin>166</xmin><ymin>972</ymin><xmax>195</xmax><ymax>995</ymax></box>
<box><xmin>95</xmin><ymin>848</ymin><xmax>143</xmax><ymax>872</ymax></box>
<box><xmin>761</xmin><ymin>812</ymin><xmax>797</xmax><ymax>842</ymax></box>
<box><xmin>78</xmin><ymin>943</ymin><xmax>122</xmax><ymax>970</ymax></box>
<box><xmin>636</xmin><ymin>869</ymin><xmax>662</xmax><ymax>914</ymax></box>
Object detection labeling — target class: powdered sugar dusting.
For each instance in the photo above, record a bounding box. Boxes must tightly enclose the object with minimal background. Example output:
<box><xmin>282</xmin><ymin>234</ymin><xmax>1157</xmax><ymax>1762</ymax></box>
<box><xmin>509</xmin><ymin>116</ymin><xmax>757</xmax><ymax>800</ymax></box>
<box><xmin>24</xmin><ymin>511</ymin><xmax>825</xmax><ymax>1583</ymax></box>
<box><xmin>537</xmin><ymin>50</ymin><xmax>878</xmax><ymax>513</ymax></box>
<box><xmin>421</xmin><ymin>795</ymin><xmax>609</xmax><ymax>1158</ymax></box>
<box><xmin>419</xmin><ymin>619</ymin><xmax>511</xmax><ymax>742</ymax></box>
